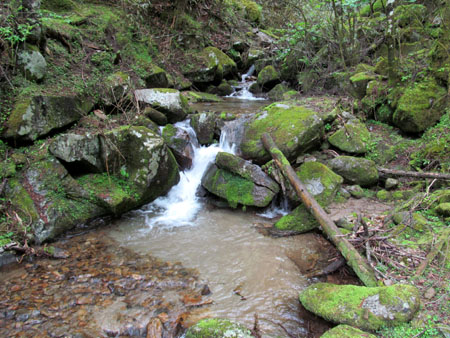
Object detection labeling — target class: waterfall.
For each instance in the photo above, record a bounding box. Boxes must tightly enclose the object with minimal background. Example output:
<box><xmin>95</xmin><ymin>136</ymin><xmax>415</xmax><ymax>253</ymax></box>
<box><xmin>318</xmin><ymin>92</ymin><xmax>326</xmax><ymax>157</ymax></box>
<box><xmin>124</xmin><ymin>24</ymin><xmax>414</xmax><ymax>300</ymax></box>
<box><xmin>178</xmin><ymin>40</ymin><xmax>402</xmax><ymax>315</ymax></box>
<box><xmin>141</xmin><ymin>120</ymin><xmax>236</xmax><ymax>229</ymax></box>
<box><xmin>228</xmin><ymin>65</ymin><xmax>265</xmax><ymax>101</ymax></box>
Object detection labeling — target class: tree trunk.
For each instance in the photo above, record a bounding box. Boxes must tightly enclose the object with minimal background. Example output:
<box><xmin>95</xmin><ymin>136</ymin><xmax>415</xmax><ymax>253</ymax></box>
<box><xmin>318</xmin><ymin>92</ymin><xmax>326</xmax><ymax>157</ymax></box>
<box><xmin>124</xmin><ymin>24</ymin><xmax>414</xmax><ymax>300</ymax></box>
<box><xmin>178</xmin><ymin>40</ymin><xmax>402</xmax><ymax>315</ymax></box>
<box><xmin>378</xmin><ymin>168</ymin><xmax>450</xmax><ymax>180</ymax></box>
<box><xmin>261</xmin><ymin>133</ymin><xmax>378</xmax><ymax>287</ymax></box>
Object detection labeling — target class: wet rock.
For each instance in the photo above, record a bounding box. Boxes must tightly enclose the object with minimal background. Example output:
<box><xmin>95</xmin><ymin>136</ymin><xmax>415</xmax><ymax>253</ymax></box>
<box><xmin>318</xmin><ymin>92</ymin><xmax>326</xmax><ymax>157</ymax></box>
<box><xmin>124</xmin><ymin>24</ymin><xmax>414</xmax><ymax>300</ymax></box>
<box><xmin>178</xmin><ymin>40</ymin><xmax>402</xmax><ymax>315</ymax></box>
<box><xmin>135</xmin><ymin>88</ymin><xmax>189</xmax><ymax>123</ymax></box>
<box><xmin>328</xmin><ymin>120</ymin><xmax>370</xmax><ymax>154</ymax></box>
<box><xmin>320</xmin><ymin>324</ymin><xmax>377</xmax><ymax>338</ymax></box>
<box><xmin>49</xmin><ymin>133</ymin><xmax>104</xmax><ymax>173</ymax></box>
<box><xmin>274</xmin><ymin>205</ymin><xmax>319</xmax><ymax>233</ymax></box>
<box><xmin>190</xmin><ymin>112</ymin><xmax>217</xmax><ymax>145</ymax></box>
<box><xmin>215</xmin><ymin>152</ymin><xmax>279</xmax><ymax>194</ymax></box>
<box><xmin>201</xmin><ymin>164</ymin><xmax>277</xmax><ymax>208</ymax></box>
<box><xmin>2</xmin><ymin>95</ymin><xmax>93</xmax><ymax>141</ymax></box>
<box><xmin>299</xmin><ymin>283</ymin><xmax>420</xmax><ymax>331</ymax></box>
<box><xmin>240</xmin><ymin>101</ymin><xmax>324</xmax><ymax>164</ymax></box>
<box><xmin>185</xmin><ymin>318</ymin><xmax>254</xmax><ymax>338</ymax></box>
<box><xmin>257</xmin><ymin>65</ymin><xmax>280</xmax><ymax>91</ymax></box>
<box><xmin>329</xmin><ymin>156</ymin><xmax>379</xmax><ymax>187</ymax></box>
<box><xmin>162</xmin><ymin>124</ymin><xmax>195</xmax><ymax>169</ymax></box>
<box><xmin>144</xmin><ymin>107</ymin><xmax>168</xmax><ymax>126</ymax></box>
<box><xmin>17</xmin><ymin>48</ymin><xmax>46</xmax><ymax>82</ymax></box>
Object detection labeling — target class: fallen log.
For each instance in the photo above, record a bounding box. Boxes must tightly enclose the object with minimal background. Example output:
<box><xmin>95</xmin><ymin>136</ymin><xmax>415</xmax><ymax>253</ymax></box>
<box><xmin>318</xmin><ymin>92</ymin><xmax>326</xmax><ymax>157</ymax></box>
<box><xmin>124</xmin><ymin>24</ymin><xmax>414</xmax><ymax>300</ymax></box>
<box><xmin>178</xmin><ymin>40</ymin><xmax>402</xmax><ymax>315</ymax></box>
<box><xmin>261</xmin><ymin>133</ymin><xmax>378</xmax><ymax>287</ymax></box>
<box><xmin>377</xmin><ymin>168</ymin><xmax>450</xmax><ymax>180</ymax></box>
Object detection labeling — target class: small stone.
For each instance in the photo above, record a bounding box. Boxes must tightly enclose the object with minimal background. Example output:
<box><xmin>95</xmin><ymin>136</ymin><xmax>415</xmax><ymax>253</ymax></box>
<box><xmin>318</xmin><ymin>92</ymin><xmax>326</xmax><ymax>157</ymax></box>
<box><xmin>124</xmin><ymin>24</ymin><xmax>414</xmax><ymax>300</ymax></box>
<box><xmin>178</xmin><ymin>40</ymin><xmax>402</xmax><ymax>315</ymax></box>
<box><xmin>385</xmin><ymin>178</ymin><xmax>399</xmax><ymax>190</ymax></box>
<box><xmin>424</xmin><ymin>287</ymin><xmax>436</xmax><ymax>300</ymax></box>
<box><xmin>347</xmin><ymin>185</ymin><xmax>364</xmax><ymax>199</ymax></box>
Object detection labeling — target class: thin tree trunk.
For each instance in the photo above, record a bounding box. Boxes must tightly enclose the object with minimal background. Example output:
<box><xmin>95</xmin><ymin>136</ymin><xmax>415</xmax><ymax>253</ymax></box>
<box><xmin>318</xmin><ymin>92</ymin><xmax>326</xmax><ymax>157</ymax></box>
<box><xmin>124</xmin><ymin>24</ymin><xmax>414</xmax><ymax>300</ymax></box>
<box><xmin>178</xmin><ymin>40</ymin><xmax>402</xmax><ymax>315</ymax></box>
<box><xmin>378</xmin><ymin>168</ymin><xmax>450</xmax><ymax>180</ymax></box>
<box><xmin>261</xmin><ymin>133</ymin><xmax>378</xmax><ymax>287</ymax></box>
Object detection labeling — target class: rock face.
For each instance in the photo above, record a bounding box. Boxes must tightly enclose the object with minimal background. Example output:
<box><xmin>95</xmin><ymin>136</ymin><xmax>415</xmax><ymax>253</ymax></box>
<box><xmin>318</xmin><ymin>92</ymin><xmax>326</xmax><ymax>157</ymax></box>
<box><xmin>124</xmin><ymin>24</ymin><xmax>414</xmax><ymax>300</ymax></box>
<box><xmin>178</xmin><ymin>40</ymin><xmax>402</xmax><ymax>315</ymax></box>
<box><xmin>190</xmin><ymin>112</ymin><xmax>217</xmax><ymax>145</ymax></box>
<box><xmin>275</xmin><ymin>162</ymin><xmax>343</xmax><ymax>232</ymax></box>
<box><xmin>328</xmin><ymin>120</ymin><xmax>370</xmax><ymax>154</ymax></box>
<box><xmin>299</xmin><ymin>283</ymin><xmax>420</xmax><ymax>331</ymax></box>
<box><xmin>393</xmin><ymin>78</ymin><xmax>447</xmax><ymax>133</ymax></box>
<box><xmin>162</xmin><ymin>124</ymin><xmax>195</xmax><ymax>169</ymax></box>
<box><xmin>6</xmin><ymin>127</ymin><xmax>179</xmax><ymax>243</ymax></box>
<box><xmin>202</xmin><ymin>153</ymin><xmax>279</xmax><ymax>208</ymax></box>
<box><xmin>257</xmin><ymin>65</ymin><xmax>280</xmax><ymax>90</ymax></box>
<box><xmin>240</xmin><ymin>101</ymin><xmax>324</xmax><ymax>164</ymax></box>
<box><xmin>17</xmin><ymin>49</ymin><xmax>47</xmax><ymax>82</ymax></box>
<box><xmin>320</xmin><ymin>325</ymin><xmax>377</xmax><ymax>338</ymax></box>
<box><xmin>185</xmin><ymin>318</ymin><xmax>254</xmax><ymax>338</ymax></box>
<box><xmin>3</xmin><ymin>95</ymin><xmax>93</xmax><ymax>141</ymax></box>
<box><xmin>135</xmin><ymin>88</ymin><xmax>189</xmax><ymax>123</ymax></box>
<box><xmin>329</xmin><ymin>156</ymin><xmax>379</xmax><ymax>187</ymax></box>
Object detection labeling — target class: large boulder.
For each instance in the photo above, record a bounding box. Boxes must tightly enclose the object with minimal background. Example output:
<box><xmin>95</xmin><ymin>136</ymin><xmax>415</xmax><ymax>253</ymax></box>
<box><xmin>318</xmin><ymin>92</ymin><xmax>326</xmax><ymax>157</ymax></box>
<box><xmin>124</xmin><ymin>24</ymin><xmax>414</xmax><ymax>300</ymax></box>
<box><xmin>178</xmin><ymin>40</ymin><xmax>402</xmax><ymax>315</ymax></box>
<box><xmin>190</xmin><ymin>112</ymin><xmax>217</xmax><ymax>145</ymax></box>
<box><xmin>184</xmin><ymin>47</ymin><xmax>237</xmax><ymax>85</ymax></box>
<box><xmin>257</xmin><ymin>65</ymin><xmax>280</xmax><ymax>91</ymax></box>
<box><xmin>240</xmin><ymin>101</ymin><xmax>324</xmax><ymax>164</ymax></box>
<box><xmin>299</xmin><ymin>283</ymin><xmax>420</xmax><ymax>331</ymax></box>
<box><xmin>393</xmin><ymin>78</ymin><xmax>447</xmax><ymax>133</ymax></box>
<box><xmin>328</xmin><ymin>120</ymin><xmax>371</xmax><ymax>154</ymax></box>
<box><xmin>185</xmin><ymin>318</ymin><xmax>254</xmax><ymax>338</ymax></box>
<box><xmin>215</xmin><ymin>152</ymin><xmax>279</xmax><ymax>194</ymax></box>
<box><xmin>202</xmin><ymin>161</ymin><xmax>277</xmax><ymax>208</ymax></box>
<box><xmin>275</xmin><ymin>162</ymin><xmax>343</xmax><ymax>232</ymax></box>
<box><xmin>49</xmin><ymin>133</ymin><xmax>104</xmax><ymax>173</ymax></box>
<box><xmin>329</xmin><ymin>156</ymin><xmax>379</xmax><ymax>187</ymax></box>
<box><xmin>135</xmin><ymin>88</ymin><xmax>189</xmax><ymax>123</ymax></box>
<box><xmin>143</xmin><ymin>64</ymin><xmax>170</xmax><ymax>88</ymax></box>
<box><xmin>320</xmin><ymin>325</ymin><xmax>377</xmax><ymax>338</ymax></box>
<box><xmin>2</xmin><ymin>95</ymin><xmax>93</xmax><ymax>141</ymax></box>
<box><xmin>162</xmin><ymin>124</ymin><xmax>195</xmax><ymax>169</ymax></box>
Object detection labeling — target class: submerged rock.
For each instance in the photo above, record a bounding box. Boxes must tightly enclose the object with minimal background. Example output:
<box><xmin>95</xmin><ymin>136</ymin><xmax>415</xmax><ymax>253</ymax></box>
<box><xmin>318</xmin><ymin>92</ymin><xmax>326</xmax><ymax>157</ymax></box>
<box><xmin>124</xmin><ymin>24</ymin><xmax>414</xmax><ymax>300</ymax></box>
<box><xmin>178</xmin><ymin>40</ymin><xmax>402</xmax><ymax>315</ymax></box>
<box><xmin>3</xmin><ymin>95</ymin><xmax>93</xmax><ymax>141</ymax></box>
<box><xmin>299</xmin><ymin>283</ymin><xmax>420</xmax><ymax>331</ymax></box>
<box><xmin>240</xmin><ymin>101</ymin><xmax>324</xmax><ymax>164</ymax></box>
<box><xmin>328</xmin><ymin>120</ymin><xmax>370</xmax><ymax>154</ymax></box>
<box><xmin>329</xmin><ymin>156</ymin><xmax>379</xmax><ymax>187</ymax></box>
<box><xmin>185</xmin><ymin>318</ymin><xmax>254</xmax><ymax>338</ymax></box>
<box><xmin>135</xmin><ymin>88</ymin><xmax>189</xmax><ymax>123</ymax></box>
<box><xmin>320</xmin><ymin>325</ymin><xmax>377</xmax><ymax>338</ymax></box>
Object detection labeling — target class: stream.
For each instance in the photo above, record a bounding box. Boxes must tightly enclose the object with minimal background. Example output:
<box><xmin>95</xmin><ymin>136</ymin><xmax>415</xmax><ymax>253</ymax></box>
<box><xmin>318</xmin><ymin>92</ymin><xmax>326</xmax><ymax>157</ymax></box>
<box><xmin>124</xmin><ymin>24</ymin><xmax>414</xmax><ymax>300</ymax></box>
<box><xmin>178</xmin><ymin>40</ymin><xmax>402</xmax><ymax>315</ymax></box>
<box><xmin>0</xmin><ymin>90</ymin><xmax>392</xmax><ymax>337</ymax></box>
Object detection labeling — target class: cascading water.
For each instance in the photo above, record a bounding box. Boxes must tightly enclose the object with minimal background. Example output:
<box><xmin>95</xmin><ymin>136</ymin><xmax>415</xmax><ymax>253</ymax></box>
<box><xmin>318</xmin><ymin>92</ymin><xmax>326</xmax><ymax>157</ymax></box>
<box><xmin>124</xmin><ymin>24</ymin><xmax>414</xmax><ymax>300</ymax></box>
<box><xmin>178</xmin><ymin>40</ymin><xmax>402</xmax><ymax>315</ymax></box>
<box><xmin>228</xmin><ymin>65</ymin><xmax>266</xmax><ymax>100</ymax></box>
<box><xmin>141</xmin><ymin>120</ymin><xmax>236</xmax><ymax>229</ymax></box>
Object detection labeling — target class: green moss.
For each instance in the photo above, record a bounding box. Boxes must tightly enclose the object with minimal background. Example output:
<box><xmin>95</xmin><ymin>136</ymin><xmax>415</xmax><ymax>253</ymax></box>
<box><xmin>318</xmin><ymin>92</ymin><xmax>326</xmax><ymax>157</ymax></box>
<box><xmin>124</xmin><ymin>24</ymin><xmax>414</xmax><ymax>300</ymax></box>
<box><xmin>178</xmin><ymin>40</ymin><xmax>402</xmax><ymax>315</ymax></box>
<box><xmin>213</xmin><ymin>169</ymin><xmax>256</xmax><ymax>208</ymax></box>
<box><xmin>257</xmin><ymin>65</ymin><xmax>279</xmax><ymax>87</ymax></box>
<box><xmin>328</xmin><ymin>121</ymin><xmax>370</xmax><ymax>154</ymax></box>
<box><xmin>274</xmin><ymin>205</ymin><xmax>319</xmax><ymax>232</ymax></box>
<box><xmin>41</xmin><ymin>0</ymin><xmax>76</xmax><ymax>11</ymax></box>
<box><xmin>321</xmin><ymin>325</ymin><xmax>377</xmax><ymax>338</ymax></box>
<box><xmin>242</xmin><ymin>0</ymin><xmax>262</xmax><ymax>23</ymax></box>
<box><xmin>186</xmin><ymin>318</ymin><xmax>253</xmax><ymax>338</ymax></box>
<box><xmin>376</xmin><ymin>190</ymin><xmax>391</xmax><ymax>201</ymax></box>
<box><xmin>183</xmin><ymin>91</ymin><xmax>223</xmax><ymax>103</ymax></box>
<box><xmin>360</xmin><ymin>0</ymin><xmax>386</xmax><ymax>16</ymax></box>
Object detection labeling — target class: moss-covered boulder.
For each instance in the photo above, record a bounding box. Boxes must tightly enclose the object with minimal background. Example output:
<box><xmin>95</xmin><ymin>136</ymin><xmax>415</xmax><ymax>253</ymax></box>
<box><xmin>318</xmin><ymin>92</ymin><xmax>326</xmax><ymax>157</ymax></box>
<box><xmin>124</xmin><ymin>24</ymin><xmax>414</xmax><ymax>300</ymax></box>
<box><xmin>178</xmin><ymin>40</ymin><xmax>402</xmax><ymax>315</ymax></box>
<box><xmin>185</xmin><ymin>318</ymin><xmax>254</xmax><ymax>338</ymax></box>
<box><xmin>240</xmin><ymin>101</ymin><xmax>324</xmax><ymax>164</ymax></box>
<box><xmin>320</xmin><ymin>325</ymin><xmax>377</xmax><ymax>338</ymax></box>
<box><xmin>2</xmin><ymin>95</ymin><xmax>93</xmax><ymax>141</ymax></box>
<box><xmin>393</xmin><ymin>4</ymin><xmax>427</xmax><ymax>28</ymax></box>
<box><xmin>275</xmin><ymin>162</ymin><xmax>343</xmax><ymax>232</ymax></box>
<box><xmin>242</xmin><ymin>0</ymin><xmax>262</xmax><ymax>24</ymax></box>
<box><xmin>5</xmin><ymin>157</ymin><xmax>104</xmax><ymax>243</ymax></box>
<box><xmin>101</xmin><ymin>72</ymin><xmax>131</xmax><ymax>107</ymax></box>
<box><xmin>162</xmin><ymin>124</ymin><xmax>195</xmax><ymax>169</ymax></box>
<box><xmin>144</xmin><ymin>64</ymin><xmax>170</xmax><ymax>88</ymax></box>
<box><xmin>49</xmin><ymin>133</ymin><xmax>104</xmax><ymax>173</ymax></box>
<box><xmin>184</xmin><ymin>47</ymin><xmax>237</xmax><ymax>85</ymax></box>
<box><xmin>215</xmin><ymin>152</ymin><xmax>279</xmax><ymax>194</ymax></box>
<box><xmin>257</xmin><ymin>65</ymin><xmax>280</xmax><ymax>91</ymax></box>
<box><xmin>135</xmin><ymin>88</ymin><xmax>189</xmax><ymax>123</ymax></box>
<box><xmin>182</xmin><ymin>91</ymin><xmax>223</xmax><ymax>103</ymax></box>
<box><xmin>329</xmin><ymin>156</ymin><xmax>378</xmax><ymax>187</ymax></box>
<box><xmin>349</xmin><ymin>72</ymin><xmax>378</xmax><ymax>99</ymax></box>
<box><xmin>143</xmin><ymin>107</ymin><xmax>168</xmax><ymax>126</ymax></box>
<box><xmin>17</xmin><ymin>48</ymin><xmax>47</xmax><ymax>82</ymax></box>
<box><xmin>328</xmin><ymin>120</ymin><xmax>371</xmax><ymax>154</ymax></box>
<box><xmin>268</xmin><ymin>83</ymin><xmax>290</xmax><ymax>101</ymax></box>
<box><xmin>300</xmin><ymin>283</ymin><xmax>420</xmax><ymax>331</ymax></box>
<box><xmin>393</xmin><ymin>78</ymin><xmax>447</xmax><ymax>133</ymax></box>
<box><xmin>190</xmin><ymin>112</ymin><xmax>217</xmax><ymax>145</ymax></box>
<box><xmin>201</xmin><ymin>164</ymin><xmax>277</xmax><ymax>208</ymax></box>
<box><xmin>247</xmin><ymin>49</ymin><xmax>264</xmax><ymax>66</ymax></box>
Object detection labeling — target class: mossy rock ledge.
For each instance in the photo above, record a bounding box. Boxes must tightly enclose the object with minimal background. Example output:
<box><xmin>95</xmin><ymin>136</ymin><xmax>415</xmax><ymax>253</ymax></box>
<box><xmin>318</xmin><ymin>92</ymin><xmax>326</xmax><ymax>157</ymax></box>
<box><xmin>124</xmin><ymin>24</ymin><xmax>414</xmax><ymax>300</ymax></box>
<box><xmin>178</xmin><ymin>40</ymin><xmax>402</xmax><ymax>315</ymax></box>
<box><xmin>240</xmin><ymin>101</ymin><xmax>324</xmax><ymax>164</ymax></box>
<box><xmin>299</xmin><ymin>283</ymin><xmax>420</xmax><ymax>331</ymax></box>
<box><xmin>320</xmin><ymin>324</ymin><xmax>377</xmax><ymax>338</ymax></box>
<box><xmin>185</xmin><ymin>318</ymin><xmax>254</xmax><ymax>338</ymax></box>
